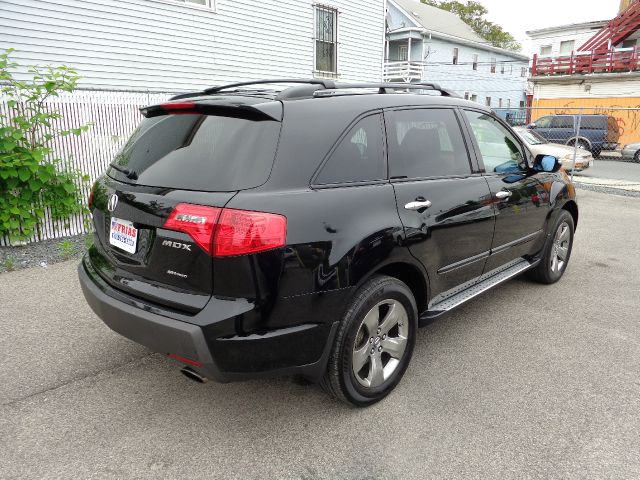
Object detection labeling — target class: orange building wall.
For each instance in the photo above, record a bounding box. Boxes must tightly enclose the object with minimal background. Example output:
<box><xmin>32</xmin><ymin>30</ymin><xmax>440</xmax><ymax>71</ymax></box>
<box><xmin>531</xmin><ymin>97</ymin><xmax>640</xmax><ymax>146</ymax></box>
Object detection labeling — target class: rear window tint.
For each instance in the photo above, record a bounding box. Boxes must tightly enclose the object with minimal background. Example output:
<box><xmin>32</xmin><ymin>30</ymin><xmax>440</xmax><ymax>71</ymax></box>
<box><xmin>315</xmin><ymin>114</ymin><xmax>386</xmax><ymax>185</ymax></box>
<box><xmin>387</xmin><ymin>108</ymin><xmax>471</xmax><ymax>178</ymax></box>
<box><xmin>109</xmin><ymin>114</ymin><xmax>281</xmax><ymax>192</ymax></box>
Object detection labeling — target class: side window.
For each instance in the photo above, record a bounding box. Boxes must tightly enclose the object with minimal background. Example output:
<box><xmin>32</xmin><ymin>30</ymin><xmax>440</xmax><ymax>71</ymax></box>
<box><xmin>551</xmin><ymin>116</ymin><xmax>574</xmax><ymax>129</ymax></box>
<box><xmin>464</xmin><ymin>110</ymin><xmax>525</xmax><ymax>174</ymax></box>
<box><xmin>387</xmin><ymin>108</ymin><xmax>471</xmax><ymax>179</ymax></box>
<box><xmin>315</xmin><ymin>114</ymin><xmax>385</xmax><ymax>185</ymax></box>
<box><xmin>535</xmin><ymin>116</ymin><xmax>552</xmax><ymax>128</ymax></box>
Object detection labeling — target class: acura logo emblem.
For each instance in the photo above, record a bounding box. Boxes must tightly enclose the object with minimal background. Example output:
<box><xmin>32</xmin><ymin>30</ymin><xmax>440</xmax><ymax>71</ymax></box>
<box><xmin>107</xmin><ymin>194</ymin><xmax>119</xmax><ymax>212</ymax></box>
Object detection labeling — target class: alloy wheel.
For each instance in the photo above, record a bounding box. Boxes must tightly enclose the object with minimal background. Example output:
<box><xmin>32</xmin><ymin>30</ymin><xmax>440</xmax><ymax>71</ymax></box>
<box><xmin>351</xmin><ymin>299</ymin><xmax>409</xmax><ymax>388</ymax></box>
<box><xmin>550</xmin><ymin>221</ymin><xmax>570</xmax><ymax>273</ymax></box>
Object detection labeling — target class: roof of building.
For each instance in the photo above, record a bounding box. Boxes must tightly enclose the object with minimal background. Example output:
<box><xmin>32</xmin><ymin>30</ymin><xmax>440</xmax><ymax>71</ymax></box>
<box><xmin>390</xmin><ymin>0</ymin><xmax>528</xmax><ymax>60</ymax></box>
<box><xmin>526</xmin><ymin>20</ymin><xmax>609</xmax><ymax>37</ymax></box>
<box><xmin>392</xmin><ymin>0</ymin><xmax>486</xmax><ymax>44</ymax></box>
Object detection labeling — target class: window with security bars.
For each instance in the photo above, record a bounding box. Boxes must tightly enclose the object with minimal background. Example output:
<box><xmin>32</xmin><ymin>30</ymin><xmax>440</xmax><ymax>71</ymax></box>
<box><xmin>315</xmin><ymin>5</ymin><xmax>338</xmax><ymax>74</ymax></box>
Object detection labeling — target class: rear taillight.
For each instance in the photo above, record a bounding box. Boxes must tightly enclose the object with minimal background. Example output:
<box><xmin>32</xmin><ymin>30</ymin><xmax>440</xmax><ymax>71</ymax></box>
<box><xmin>214</xmin><ymin>208</ymin><xmax>287</xmax><ymax>257</ymax></box>
<box><xmin>164</xmin><ymin>204</ymin><xmax>222</xmax><ymax>256</ymax></box>
<box><xmin>163</xmin><ymin>203</ymin><xmax>287</xmax><ymax>257</ymax></box>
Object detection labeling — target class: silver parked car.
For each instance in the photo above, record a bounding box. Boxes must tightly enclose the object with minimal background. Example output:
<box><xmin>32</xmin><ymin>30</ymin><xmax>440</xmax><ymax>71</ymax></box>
<box><xmin>513</xmin><ymin>127</ymin><xmax>593</xmax><ymax>171</ymax></box>
<box><xmin>621</xmin><ymin>142</ymin><xmax>640</xmax><ymax>162</ymax></box>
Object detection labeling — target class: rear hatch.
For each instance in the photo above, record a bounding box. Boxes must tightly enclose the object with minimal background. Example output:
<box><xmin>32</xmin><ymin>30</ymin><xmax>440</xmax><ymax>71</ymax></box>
<box><xmin>88</xmin><ymin>96</ymin><xmax>283</xmax><ymax>313</ymax></box>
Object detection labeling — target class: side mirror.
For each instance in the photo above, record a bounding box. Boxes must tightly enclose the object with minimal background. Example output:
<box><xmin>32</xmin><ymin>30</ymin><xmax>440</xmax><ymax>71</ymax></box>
<box><xmin>533</xmin><ymin>154</ymin><xmax>561</xmax><ymax>173</ymax></box>
<box><xmin>527</xmin><ymin>122</ymin><xmax>537</xmax><ymax>129</ymax></box>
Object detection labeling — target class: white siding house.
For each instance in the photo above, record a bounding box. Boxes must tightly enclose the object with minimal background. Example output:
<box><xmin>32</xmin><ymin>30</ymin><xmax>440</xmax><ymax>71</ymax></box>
<box><xmin>385</xmin><ymin>0</ymin><xmax>529</xmax><ymax>114</ymax></box>
<box><xmin>527</xmin><ymin>21</ymin><xmax>609</xmax><ymax>59</ymax></box>
<box><xmin>0</xmin><ymin>0</ymin><xmax>386</xmax><ymax>245</ymax></box>
<box><xmin>0</xmin><ymin>0</ymin><xmax>386</xmax><ymax>93</ymax></box>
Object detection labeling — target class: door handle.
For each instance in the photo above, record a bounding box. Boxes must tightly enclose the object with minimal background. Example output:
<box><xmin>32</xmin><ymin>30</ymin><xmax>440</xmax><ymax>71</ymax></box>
<box><xmin>405</xmin><ymin>200</ymin><xmax>432</xmax><ymax>211</ymax></box>
<box><xmin>495</xmin><ymin>190</ymin><xmax>512</xmax><ymax>199</ymax></box>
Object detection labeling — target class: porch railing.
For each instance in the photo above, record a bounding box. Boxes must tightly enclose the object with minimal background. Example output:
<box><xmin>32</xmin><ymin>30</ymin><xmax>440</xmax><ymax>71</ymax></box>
<box><xmin>531</xmin><ymin>47</ymin><xmax>640</xmax><ymax>76</ymax></box>
<box><xmin>383</xmin><ymin>61</ymin><xmax>423</xmax><ymax>83</ymax></box>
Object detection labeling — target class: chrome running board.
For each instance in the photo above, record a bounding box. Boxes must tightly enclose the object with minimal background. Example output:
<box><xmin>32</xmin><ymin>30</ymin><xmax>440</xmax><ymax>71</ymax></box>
<box><xmin>421</xmin><ymin>257</ymin><xmax>539</xmax><ymax>320</ymax></box>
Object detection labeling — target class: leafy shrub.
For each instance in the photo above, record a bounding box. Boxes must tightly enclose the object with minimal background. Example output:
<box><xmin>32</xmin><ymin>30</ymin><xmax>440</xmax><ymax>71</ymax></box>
<box><xmin>0</xmin><ymin>49</ymin><xmax>90</xmax><ymax>242</ymax></box>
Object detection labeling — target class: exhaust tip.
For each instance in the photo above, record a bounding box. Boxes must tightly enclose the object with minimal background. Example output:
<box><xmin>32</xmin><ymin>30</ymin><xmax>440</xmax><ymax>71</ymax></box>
<box><xmin>180</xmin><ymin>366</ymin><xmax>208</xmax><ymax>384</ymax></box>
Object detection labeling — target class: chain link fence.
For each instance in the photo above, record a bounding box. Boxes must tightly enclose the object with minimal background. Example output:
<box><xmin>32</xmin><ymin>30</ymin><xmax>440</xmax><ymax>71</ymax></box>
<box><xmin>494</xmin><ymin>106</ymin><xmax>640</xmax><ymax>161</ymax></box>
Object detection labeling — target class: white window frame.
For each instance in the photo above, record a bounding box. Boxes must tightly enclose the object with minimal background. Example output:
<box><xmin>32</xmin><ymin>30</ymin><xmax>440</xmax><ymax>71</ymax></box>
<box><xmin>471</xmin><ymin>94</ymin><xmax>478</xmax><ymax>102</ymax></box>
<box><xmin>464</xmin><ymin>91</ymin><xmax>470</xmax><ymax>100</ymax></box>
<box><xmin>498</xmin><ymin>98</ymin><xmax>503</xmax><ymax>108</ymax></box>
<box><xmin>540</xmin><ymin>45</ymin><xmax>552</xmax><ymax>56</ymax></box>
<box><xmin>453</xmin><ymin>47</ymin><xmax>459</xmax><ymax>65</ymax></box>
<box><xmin>486</xmin><ymin>96</ymin><xmax>491</xmax><ymax>107</ymax></box>
<box><xmin>399</xmin><ymin>45</ymin><xmax>408</xmax><ymax>61</ymax></box>
<box><xmin>152</xmin><ymin>0</ymin><xmax>216</xmax><ymax>11</ymax></box>
<box><xmin>313</xmin><ymin>4</ymin><xmax>340</xmax><ymax>78</ymax></box>
<box><xmin>490</xmin><ymin>58</ymin><xmax>496</xmax><ymax>73</ymax></box>
<box><xmin>559</xmin><ymin>40</ymin><xmax>575</xmax><ymax>55</ymax></box>
<box><xmin>472</xmin><ymin>54</ymin><xmax>478</xmax><ymax>71</ymax></box>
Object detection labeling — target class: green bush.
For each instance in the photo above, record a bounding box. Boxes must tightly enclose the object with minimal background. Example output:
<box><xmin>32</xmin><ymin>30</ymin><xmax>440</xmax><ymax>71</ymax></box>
<box><xmin>0</xmin><ymin>48</ymin><xmax>90</xmax><ymax>242</ymax></box>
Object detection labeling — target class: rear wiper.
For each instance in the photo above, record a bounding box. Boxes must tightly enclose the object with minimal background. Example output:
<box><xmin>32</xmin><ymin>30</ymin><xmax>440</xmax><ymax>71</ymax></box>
<box><xmin>109</xmin><ymin>164</ymin><xmax>138</xmax><ymax>180</ymax></box>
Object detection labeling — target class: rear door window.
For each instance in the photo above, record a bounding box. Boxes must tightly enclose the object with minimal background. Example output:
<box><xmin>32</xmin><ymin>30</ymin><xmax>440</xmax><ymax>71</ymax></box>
<box><xmin>315</xmin><ymin>114</ymin><xmax>386</xmax><ymax>185</ymax></box>
<box><xmin>582</xmin><ymin>116</ymin><xmax>606</xmax><ymax>130</ymax></box>
<box><xmin>386</xmin><ymin>108</ymin><xmax>472</xmax><ymax>179</ymax></box>
<box><xmin>109</xmin><ymin>114</ymin><xmax>281</xmax><ymax>192</ymax></box>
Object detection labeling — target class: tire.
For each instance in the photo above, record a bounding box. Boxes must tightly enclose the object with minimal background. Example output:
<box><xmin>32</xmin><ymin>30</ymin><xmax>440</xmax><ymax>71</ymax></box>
<box><xmin>529</xmin><ymin>210</ymin><xmax>574</xmax><ymax>284</ymax></box>
<box><xmin>568</xmin><ymin>138</ymin><xmax>590</xmax><ymax>152</ymax></box>
<box><xmin>321</xmin><ymin>275</ymin><xmax>417</xmax><ymax>407</ymax></box>
<box><xmin>634</xmin><ymin>151</ymin><xmax>640</xmax><ymax>163</ymax></box>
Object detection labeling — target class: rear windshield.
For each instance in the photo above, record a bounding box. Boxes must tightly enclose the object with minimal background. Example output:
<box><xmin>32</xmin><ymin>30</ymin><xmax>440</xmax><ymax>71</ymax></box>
<box><xmin>108</xmin><ymin>114</ymin><xmax>281</xmax><ymax>192</ymax></box>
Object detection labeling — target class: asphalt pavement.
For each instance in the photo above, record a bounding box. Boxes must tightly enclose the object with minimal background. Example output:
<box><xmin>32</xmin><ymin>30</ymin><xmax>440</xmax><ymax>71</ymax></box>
<box><xmin>575</xmin><ymin>159</ymin><xmax>640</xmax><ymax>183</ymax></box>
<box><xmin>1</xmin><ymin>189</ymin><xmax>639</xmax><ymax>479</ymax></box>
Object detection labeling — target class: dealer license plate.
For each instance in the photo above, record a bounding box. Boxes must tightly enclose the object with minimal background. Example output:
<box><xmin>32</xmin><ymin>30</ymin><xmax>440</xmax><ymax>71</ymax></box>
<box><xmin>109</xmin><ymin>217</ymin><xmax>138</xmax><ymax>254</ymax></box>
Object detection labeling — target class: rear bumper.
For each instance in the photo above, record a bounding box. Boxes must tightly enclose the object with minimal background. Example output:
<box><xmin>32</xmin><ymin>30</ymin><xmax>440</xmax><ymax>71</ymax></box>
<box><xmin>78</xmin><ymin>257</ymin><xmax>339</xmax><ymax>382</ymax></box>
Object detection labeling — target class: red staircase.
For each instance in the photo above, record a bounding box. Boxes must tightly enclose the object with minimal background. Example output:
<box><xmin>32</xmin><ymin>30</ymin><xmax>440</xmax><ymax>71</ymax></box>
<box><xmin>579</xmin><ymin>0</ymin><xmax>640</xmax><ymax>52</ymax></box>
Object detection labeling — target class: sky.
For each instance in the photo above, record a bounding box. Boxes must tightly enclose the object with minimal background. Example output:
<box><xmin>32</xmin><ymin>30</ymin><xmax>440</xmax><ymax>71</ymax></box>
<box><xmin>477</xmin><ymin>0</ymin><xmax>620</xmax><ymax>54</ymax></box>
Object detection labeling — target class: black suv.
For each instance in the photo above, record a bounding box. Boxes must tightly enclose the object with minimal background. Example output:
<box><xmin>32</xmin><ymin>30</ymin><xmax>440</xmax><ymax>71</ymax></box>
<box><xmin>79</xmin><ymin>79</ymin><xmax>578</xmax><ymax>407</ymax></box>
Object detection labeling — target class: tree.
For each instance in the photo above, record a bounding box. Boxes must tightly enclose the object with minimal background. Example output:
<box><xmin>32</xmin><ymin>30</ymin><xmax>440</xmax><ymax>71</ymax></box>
<box><xmin>421</xmin><ymin>0</ymin><xmax>521</xmax><ymax>51</ymax></box>
<box><xmin>0</xmin><ymin>49</ymin><xmax>90</xmax><ymax>242</ymax></box>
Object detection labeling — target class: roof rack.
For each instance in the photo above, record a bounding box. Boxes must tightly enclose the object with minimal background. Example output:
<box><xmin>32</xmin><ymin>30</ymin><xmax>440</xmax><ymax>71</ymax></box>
<box><xmin>169</xmin><ymin>79</ymin><xmax>459</xmax><ymax>101</ymax></box>
<box><xmin>203</xmin><ymin>79</ymin><xmax>336</xmax><ymax>95</ymax></box>
<box><xmin>312</xmin><ymin>82</ymin><xmax>459</xmax><ymax>97</ymax></box>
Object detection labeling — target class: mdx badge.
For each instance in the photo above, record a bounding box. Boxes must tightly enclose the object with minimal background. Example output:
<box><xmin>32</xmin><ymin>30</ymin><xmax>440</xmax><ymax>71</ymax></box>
<box><xmin>162</xmin><ymin>240</ymin><xmax>192</xmax><ymax>251</ymax></box>
<box><xmin>107</xmin><ymin>193</ymin><xmax>118</xmax><ymax>212</ymax></box>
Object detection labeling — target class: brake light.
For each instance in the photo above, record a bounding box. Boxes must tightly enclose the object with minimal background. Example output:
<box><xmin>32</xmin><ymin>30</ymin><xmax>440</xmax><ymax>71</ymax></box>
<box><xmin>214</xmin><ymin>208</ymin><xmax>287</xmax><ymax>257</ymax></box>
<box><xmin>161</xmin><ymin>102</ymin><xmax>196</xmax><ymax>112</ymax></box>
<box><xmin>163</xmin><ymin>203</ymin><xmax>287</xmax><ymax>257</ymax></box>
<box><xmin>164</xmin><ymin>204</ymin><xmax>221</xmax><ymax>256</ymax></box>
